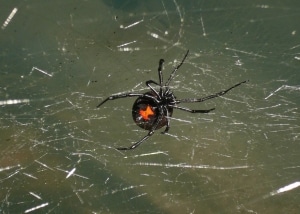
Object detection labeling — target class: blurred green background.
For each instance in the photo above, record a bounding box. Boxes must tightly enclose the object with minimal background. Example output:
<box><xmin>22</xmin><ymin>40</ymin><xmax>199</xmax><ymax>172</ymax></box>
<box><xmin>1</xmin><ymin>0</ymin><xmax>300</xmax><ymax>213</ymax></box>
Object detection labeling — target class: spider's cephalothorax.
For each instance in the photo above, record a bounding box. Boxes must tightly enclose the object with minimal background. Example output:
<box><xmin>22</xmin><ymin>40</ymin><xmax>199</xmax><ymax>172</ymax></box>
<box><xmin>97</xmin><ymin>50</ymin><xmax>247</xmax><ymax>150</ymax></box>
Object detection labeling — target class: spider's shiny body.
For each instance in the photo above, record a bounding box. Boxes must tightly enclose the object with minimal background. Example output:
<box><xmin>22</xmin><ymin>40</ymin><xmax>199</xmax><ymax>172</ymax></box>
<box><xmin>132</xmin><ymin>91</ymin><xmax>173</xmax><ymax>130</ymax></box>
<box><xmin>97</xmin><ymin>50</ymin><xmax>247</xmax><ymax>150</ymax></box>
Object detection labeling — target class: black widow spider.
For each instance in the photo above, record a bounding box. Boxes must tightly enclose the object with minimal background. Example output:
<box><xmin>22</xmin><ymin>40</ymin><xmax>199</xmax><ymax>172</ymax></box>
<box><xmin>97</xmin><ymin>50</ymin><xmax>247</xmax><ymax>150</ymax></box>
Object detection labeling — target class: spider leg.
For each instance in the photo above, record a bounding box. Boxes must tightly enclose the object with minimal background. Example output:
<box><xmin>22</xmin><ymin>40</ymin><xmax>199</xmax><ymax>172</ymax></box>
<box><xmin>146</xmin><ymin>80</ymin><xmax>161</xmax><ymax>98</ymax></box>
<box><xmin>172</xmin><ymin>105</ymin><xmax>215</xmax><ymax>113</ymax></box>
<box><xmin>176</xmin><ymin>80</ymin><xmax>248</xmax><ymax>104</ymax></box>
<box><xmin>116</xmin><ymin>129</ymin><xmax>155</xmax><ymax>150</ymax></box>
<box><xmin>96</xmin><ymin>93</ymin><xmax>158</xmax><ymax>108</ymax></box>
<box><xmin>158</xmin><ymin>59</ymin><xmax>164</xmax><ymax>86</ymax></box>
<box><xmin>161</xmin><ymin>122</ymin><xmax>170</xmax><ymax>134</ymax></box>
<box><xmin>165</xmin><ymin>50</ymin><xmax>189</xmax><ymax>86</ymax></box>
<box><xmin>161</xmin><ymin>107</ymin><xmax>171</xmax><ymax>134</ymax></box>
<box><xmin>146</xmin><ymin>80</ymin><xmax>160</xmax><ymax>86</ymax></box>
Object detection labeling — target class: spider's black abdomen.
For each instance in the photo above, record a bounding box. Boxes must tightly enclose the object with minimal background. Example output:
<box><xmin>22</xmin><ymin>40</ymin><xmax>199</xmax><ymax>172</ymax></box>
<box><xmin>132</xmin><ymin>91</ymin><xmax>173</xmax><ymax>130</ymax></box>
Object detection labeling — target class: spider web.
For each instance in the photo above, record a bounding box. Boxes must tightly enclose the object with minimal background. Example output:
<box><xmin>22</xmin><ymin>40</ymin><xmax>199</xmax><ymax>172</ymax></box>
<box><xmin>1</xmin><ymin>0</ymin><xmax>300</xmax><ymax>213</ymax></box>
